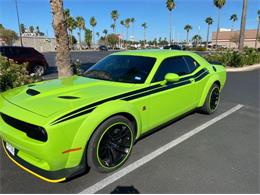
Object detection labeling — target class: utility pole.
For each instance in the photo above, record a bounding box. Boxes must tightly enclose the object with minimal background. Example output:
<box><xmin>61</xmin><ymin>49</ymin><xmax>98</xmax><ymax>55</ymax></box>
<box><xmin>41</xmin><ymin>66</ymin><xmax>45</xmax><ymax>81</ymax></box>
<box><xmin>15</xmin><ymin>0</ymin><xmax>23</xmax><ymax>46</ymax></box>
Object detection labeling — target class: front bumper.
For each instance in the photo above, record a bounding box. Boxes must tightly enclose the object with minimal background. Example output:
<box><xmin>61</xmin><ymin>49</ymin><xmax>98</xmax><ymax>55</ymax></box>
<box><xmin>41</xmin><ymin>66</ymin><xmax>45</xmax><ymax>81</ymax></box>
<box><xmin>2</xmin><ymin>140</ymin><xmax>86</xmax><ymax>183</ymax></box>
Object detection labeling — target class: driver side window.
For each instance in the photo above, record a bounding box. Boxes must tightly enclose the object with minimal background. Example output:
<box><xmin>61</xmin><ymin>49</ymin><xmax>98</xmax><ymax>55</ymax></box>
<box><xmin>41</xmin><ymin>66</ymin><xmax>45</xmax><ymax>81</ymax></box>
<box><xmin>152</xmin><ymin>56</ymin><xmax>190</xmax><ymax>82</ymax></box>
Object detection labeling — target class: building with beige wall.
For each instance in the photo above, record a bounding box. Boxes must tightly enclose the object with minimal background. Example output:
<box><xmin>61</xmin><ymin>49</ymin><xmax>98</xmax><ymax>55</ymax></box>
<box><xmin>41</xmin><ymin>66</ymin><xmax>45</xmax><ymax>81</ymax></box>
<box><xmin>212</xmin><ymin>29</ymin><xmax>259</xmax><ymax>48</ymax></box>
<box><xmin>13</xmin><ymin>36</ymin><xmax>56</xmax><ymax>52</ymax></box>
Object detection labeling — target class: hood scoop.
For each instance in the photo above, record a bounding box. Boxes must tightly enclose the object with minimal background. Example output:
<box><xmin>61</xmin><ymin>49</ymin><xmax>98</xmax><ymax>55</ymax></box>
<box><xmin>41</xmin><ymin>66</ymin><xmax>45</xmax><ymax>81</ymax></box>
<box><xmin>58</xmin><ymin>96</ymin><xmax>80</xmax><ymax>100</ymax></box>
<box><xmin>26</xmin><ymin>89</ymin><xmax>40</xmax><ymax>96</ymax></box>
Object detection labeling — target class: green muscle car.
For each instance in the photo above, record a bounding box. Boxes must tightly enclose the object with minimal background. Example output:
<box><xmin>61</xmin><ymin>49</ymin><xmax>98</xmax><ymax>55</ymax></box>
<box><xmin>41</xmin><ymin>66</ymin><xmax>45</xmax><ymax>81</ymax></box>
<box><xmin>0</xmin><ymin>50</ymin><xmax>226</xmax><ymax>182</ymax></box>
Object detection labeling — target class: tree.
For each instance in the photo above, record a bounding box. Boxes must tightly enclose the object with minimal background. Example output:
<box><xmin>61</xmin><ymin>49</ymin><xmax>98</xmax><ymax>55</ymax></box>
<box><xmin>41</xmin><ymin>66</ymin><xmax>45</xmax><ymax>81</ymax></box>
<box><xmin>0</xmin><ymin>27</ymin><xmax>18</xmax><ymax>45</ymax></box>
<box><xmin>103</xmin><ymin>29</ymin><xmax>108</xmax><ymax>45</ymax></box>
<box><xmin>229</xmin><ymin>14</ymin><xmax>238</xmax><ymax>48</ymax></box>
<box><xmin>230</xmin><ymin>14</ymin><xmax>238</xmax><ymax>31</ymax></box>
<box><xmin>238</xmin><ymin>0</ymin><xmax>248</xmax><ymax>51</ymax></box>
<box><xmin>166</xmin><ymin>0</ymin><xmax>176</xmax><ymax>44</ymax></box>
<box><xmin>67</xmin><ymin>16</ymin><xmax>77</xmax><ymax>47</ymax></box>
<box><xmin>205</xmin><ymin>17</ymin><xmax>213</xmax><ymax>49</ymax></box>
<box><xmin>20</xmin><ymin>23</ymin><xmax>25</xmax><ymax>33</ymax></box>
<box><xmin>90</xmin><ymin>16</ymin><xmax>97</xmax><ymax>48</ymax></box>
<box><xmin>35</xmin><ymin>26</ymin><xmax>40</xmax><ymax>35</ymax></box>
<box><xmin>255</xmin><ymin>10</ymin><xmax>260</xmax><ymax>48</ymax></box>
<box><xmin>50</xmin><ymin>0</ymin><xmax>72</xmax><ymax>78</ymax></box>
<box><xmin>29</xmin><ymin>25</ymin><xmax>34</xmax><ymax>33</ymax></box>
<box><xmin>184</xmin><ymin>24</ymin><xmax>192</xmax><ymax>45</ymax></box>
<box><xmin>107</xmin><ymin>34</ymin><xmax>119</xmax><ymax>49</ymax></box>
<box><xmin>63</xmin><ymin>8</ymin><xmax>70</xmax><ymax>21</ymax></box>
<box><xmin>111</xmin><ymin>24</ymin><xmax>116</xmax><ymax>32</ymax></box>
<box><xmin>125</xmin><ymin>18</ymin><xmax>131</xmax><ymax>41</ymax></box>
<box><xmin>84</xmin><ymin>28</ymin><xmax>92</xmax><ymax>48</ymax></box>
<box><xmin>192</xmin><ymin>34</ymin><xmax>202</xmax><ymax>47</ymax></box>
<box><xmin>141</xmin><ymin>22</ymin><xmax>148</xmax><ymax>45</ymax></box>
<box><xmin>214</xmin><ymin>0</ymin><xmax>226</xmax><ymax>46</ymax></box>
<box><xmin>111</xmin><ymin>10</ymin><xmax>119</xmax><ymax>33</ymax></box>
<box><xmin>131</xmin><ymin>18</ymin><xmax>135</xmax><ymax>40</ymax></box>
<box><xmin>76</xmin><ymin>16</ymin><xmax>85</xmax><ymax>50</ymax></box>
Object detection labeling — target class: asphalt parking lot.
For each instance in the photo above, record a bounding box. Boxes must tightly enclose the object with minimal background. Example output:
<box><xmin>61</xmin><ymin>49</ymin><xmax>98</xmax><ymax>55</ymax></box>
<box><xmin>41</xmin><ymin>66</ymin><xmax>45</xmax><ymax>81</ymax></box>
<box><xmin>0</xmin><ymin>52</ymin><xmax>259</xmax><ymax>193</ymax></box>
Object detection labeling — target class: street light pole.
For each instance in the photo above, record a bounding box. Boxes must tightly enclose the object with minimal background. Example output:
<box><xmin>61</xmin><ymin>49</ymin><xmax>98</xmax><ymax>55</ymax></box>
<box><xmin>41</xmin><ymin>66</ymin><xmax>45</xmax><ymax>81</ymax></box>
<box><xmin>15</xmin><ymin>0</ymin><xmax>23</xmax><ymax>46</ymax></box>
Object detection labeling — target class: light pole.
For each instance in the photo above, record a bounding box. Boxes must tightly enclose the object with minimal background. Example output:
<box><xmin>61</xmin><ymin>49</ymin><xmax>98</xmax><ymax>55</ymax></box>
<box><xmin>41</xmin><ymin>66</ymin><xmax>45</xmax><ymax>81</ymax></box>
<box><xmin>15</xmin><ymin>0</ymin><xmax>23</xmax><ymax>46</ymax></box>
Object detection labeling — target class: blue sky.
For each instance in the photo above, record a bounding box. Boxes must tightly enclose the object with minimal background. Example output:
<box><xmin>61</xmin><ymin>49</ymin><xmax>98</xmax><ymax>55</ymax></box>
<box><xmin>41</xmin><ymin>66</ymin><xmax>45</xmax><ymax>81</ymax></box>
<box><xmin>0</xmin><ymin>0</ymin><xmax>259</xmax><ymax>42</ymax></box>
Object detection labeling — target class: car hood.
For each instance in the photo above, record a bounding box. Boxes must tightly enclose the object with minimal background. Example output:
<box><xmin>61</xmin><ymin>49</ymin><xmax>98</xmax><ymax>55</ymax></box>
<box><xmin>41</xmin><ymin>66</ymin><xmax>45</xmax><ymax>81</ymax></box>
<box><xmin>1</xmin><ymin>76</ymin><xmax>138</xmax><ymax>117</ymax></box>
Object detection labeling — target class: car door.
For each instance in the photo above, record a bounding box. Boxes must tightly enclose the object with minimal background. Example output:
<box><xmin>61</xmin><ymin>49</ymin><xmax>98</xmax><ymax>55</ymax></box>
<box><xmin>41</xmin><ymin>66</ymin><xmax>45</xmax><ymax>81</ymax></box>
<box><xmin>145</xmin><ymin>56</ymin><xmax>200</xmax><ymax>130</ymax></box>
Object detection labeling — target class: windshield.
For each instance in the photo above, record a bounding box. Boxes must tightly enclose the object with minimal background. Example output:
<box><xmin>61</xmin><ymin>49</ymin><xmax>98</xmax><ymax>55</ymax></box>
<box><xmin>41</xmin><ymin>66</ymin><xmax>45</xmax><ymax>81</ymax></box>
<box><xmin>83</xmin><ymin>55</ymin><xmax>156</xmax><ymax>83</ymax></box>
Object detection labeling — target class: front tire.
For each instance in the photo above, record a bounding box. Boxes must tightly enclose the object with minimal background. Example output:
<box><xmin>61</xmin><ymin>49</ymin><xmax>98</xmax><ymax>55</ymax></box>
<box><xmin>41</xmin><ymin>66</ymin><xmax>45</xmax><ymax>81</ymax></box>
<box><xmin>200</xmin><ymin>83</ymin><xmax>220</xmax><ymax>114</ymax></box>
<box><xmin>87</xmin><ymin>115</ymin><xmax>135</xmax><ymax>173</ymax></box>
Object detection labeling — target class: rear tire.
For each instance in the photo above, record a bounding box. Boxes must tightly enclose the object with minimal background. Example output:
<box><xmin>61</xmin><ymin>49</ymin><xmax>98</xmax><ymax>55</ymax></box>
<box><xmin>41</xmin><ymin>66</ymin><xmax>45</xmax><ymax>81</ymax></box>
<box><xmin>87</xmin><ymin>115</ymin><xmax>135</xmax><ymax>173</ymax></box>
<box><xmin>199</xmin><ymin>83</ymin><xmax>220</xmax><ymax>114</ymax></box>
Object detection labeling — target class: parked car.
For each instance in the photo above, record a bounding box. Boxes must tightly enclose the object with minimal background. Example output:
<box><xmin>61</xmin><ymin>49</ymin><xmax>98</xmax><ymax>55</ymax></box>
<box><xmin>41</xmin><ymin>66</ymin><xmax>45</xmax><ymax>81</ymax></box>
<box><xmin>0</xmin><ymin>46</ymin><xmax>49</xmax><ymax>76</ymax></box>
<box><xmin>163</xmin><ymin>44</ymin><xmax>183</xmax><ymax>50</ymax></box>
<box><xmin>99</xmin><ymin>45</ymin><xmax>108</xmax><ymax>51</ymax></box>
<box><xmin>0</xmin><ymin>50</ymin><xmax>226</xmax><ymax>182</ymax></box>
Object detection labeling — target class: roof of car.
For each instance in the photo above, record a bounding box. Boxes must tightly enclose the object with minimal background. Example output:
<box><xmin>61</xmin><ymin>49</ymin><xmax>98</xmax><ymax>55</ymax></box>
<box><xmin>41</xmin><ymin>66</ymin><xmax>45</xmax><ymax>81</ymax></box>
<box><xmin>0</xmin><ymin>46</ymin><xmax>34</xmax><ymax>49</ymax></box>
<box><xmin>112</xmin><ymin>49</ymin><xmax>195</xmax><ymax>58</ymax></box>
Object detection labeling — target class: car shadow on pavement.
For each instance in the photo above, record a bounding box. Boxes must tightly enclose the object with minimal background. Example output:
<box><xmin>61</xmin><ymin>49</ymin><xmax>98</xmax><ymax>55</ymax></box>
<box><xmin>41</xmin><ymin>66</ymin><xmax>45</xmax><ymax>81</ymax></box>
<box><xmin>111</xmin><ymin>185</ymin><xmax>140</xmax><ymax>194</ymax></box>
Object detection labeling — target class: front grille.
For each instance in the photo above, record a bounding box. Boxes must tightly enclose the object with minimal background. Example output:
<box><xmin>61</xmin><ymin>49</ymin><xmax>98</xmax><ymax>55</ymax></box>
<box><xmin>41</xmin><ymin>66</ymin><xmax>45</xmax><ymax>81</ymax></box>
<box><xmin>1</xmin><ymin>113</ymin><xmax>47</xmax><ymax>142</ymax></box>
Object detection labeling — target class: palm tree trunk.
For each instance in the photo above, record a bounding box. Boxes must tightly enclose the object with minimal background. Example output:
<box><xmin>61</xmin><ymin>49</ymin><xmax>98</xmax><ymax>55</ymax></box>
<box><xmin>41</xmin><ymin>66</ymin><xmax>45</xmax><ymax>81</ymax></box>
<box><xmin>255</xmin><ymin>19</ymin><xmax>260</xmax><ymax>48</ymax></box>
<box><xmin>126</xmin><ymin>28</ymin><xmax>129</xmax><ymax>49</ymax></box>
<box><xmin>206</xmin><ymin>25</ymin><xmax>210</xmax><ymax>49</ymax></box>
<box><xmin>229</xmin><ymin>22</ymin><xmax>234</xmax><ymax>48</ymax></box>
<box><xmin>216</xmin><ymin>8</ymin><xmax>220</xmax><ymax>46</ymax></box>
<box><xmin>50</xmin><ymin>0</ymin><xmax>72</xmax><ymax>78</ymax></box>
<box><xmin>92</xmin><ymin>27</ymin><xmax>95</xmax><ymax>50</ymax></box>
<box><xmin>186</xmin><ymin>31</ymin><xmax>189</xmax><ymax>46</ymax></box>
<box><xmin>169</xmin><ymin>11</ymin><xmax>172</xmax><ymax>44</ymax></box>
<box><xmin>238</xmin><ymin>0</ymin><xmax>248</xmax><ymax>51</ymax></box>
<box><xmin>79</xmin><ymin>29</ymin><xmax>82</xmax><ymax>50</ymax></box>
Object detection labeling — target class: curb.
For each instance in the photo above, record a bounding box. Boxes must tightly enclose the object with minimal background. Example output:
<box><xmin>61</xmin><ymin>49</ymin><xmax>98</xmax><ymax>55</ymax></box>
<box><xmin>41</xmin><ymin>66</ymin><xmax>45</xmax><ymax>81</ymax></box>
<box><xmin>226</xmin><ymin>64</ymin><xmax>260</xmax><ymax>72</ymax></box>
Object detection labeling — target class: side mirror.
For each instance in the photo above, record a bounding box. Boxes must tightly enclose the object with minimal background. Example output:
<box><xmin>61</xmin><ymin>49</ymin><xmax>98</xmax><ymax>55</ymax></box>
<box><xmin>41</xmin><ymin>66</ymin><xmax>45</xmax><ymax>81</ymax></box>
<box><xmin>164</xmin><ymin>73</ymin><xmax>180</xmax><ymax>83</ymax></box>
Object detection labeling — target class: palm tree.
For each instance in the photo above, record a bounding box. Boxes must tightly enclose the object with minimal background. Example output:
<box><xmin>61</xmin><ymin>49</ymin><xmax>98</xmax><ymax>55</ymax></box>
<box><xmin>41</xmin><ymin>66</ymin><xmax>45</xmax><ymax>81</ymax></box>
<box><xmin>90</xmin><ymin>16</ymin><xmax>97</xmax><ymax>49</ymax></box>
<box><xmin>166</xmin><ymin>0</ymin><xmax>176</xmax><ymax>44</ymax></box>
<box><xmin>120</xmin><ymin>20</ymin><xmax>125</xmax><ymax>47</ymax></box>
<box><xmin>29</xmin><ymin>26</ymin><xmax>34</xmax><ymax>33</ymax></box>
<box><xmin>184</xmin><ymin>24</ymin><xmax>192</xmax><ymax>45</ymax></box>
<box><xmin>229</xmin><ymin>14</ymin><xmax>238</xmax><ymax>48</ymax></box>
<box><xmin>125</xmin><ymin>18</ymin><xmax>131</xmax><ymax>41</ymax></box>
<box><xmin>192</xmin><ymin>34</ymin><xmax>202</xmax><ymax>47</ymax></box>
<box><xmin>205</xmin><ymin>17</ymin><xmax>213</xmax><ymax>49</ymax></box>
<box><xmin>230</xmin><ymin>14</ymin><xmax>238</xmax><ymax>31</ymax></box>
<box><xmin>67</xmin><ymin>16</ymin><xmax>76</xmax><ymax>46</ymax></box>
<box><xmin>50</xmin><ymin>0</ymin><xmax>72</xmax><ymax>78</ymax></box>
<box><xmin>76</xmin><ymin>16</ymin><xmax>85</xmax><ymax>50</ymax></box>
<box><xmin>103</xmin><ymin>29</ymin><xmax>108</xmax><ymax>45</ymax></box>
<box><xmin>111</xmin><ymin>24</ymin><xmax>116</xmax><ymax>32</ymax></box>
<box><xmin>214</xmin><ymin>0</ymin><xmax>226</xmax><ymax>46</ymax></box>
<box><xmin>255</xmin><ymin>10</ymin><xmax>260</xmax><ymax>48</ymax></box>
<box><xmin>111</xmin><ymin>10</ymin><xmax>119</xmax><ymax>33</ymax></box>
<box><xmin>141</xmin><ymin>22</ymin><xmax>148</xmax><ymax>45</ymax></box>
<box><xmin>20</xmin><ymin>23</ymin><xmax>25</xmax><ymax>33</ymax></box>
<box><xmin>131</xmin><ymin>18</ymin><xmax>135</xmax><ymax>41</ymax></box>
<box><xmin>63</xmin><ymin>8</ymin><xmax>70</xmax><ymax>21</ymax></box>
<box><xmin>238</xmin><ymin>0</ymin><xmax>248</xmax><ymax>51</ymax></box>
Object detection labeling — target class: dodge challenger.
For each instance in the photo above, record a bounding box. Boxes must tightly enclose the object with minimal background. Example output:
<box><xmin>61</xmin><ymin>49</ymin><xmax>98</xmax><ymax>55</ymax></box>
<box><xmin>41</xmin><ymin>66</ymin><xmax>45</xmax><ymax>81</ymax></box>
<box><xmin>0</xmin><ymin>50</ymin><xmax>226</xmax><ymax>182</ymax></box>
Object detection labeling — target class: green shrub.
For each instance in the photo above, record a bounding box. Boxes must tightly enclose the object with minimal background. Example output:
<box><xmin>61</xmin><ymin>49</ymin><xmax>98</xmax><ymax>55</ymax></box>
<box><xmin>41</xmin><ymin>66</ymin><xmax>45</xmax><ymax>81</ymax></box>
<box><xmin>205</xmin><ymin>48</ymin><xmax>260</xmax><ymax>67</ymax></box>
<box><xmin>0</xmin><ymin>55</ymin><xmax>41</xmax><ymax>92</ymax></box>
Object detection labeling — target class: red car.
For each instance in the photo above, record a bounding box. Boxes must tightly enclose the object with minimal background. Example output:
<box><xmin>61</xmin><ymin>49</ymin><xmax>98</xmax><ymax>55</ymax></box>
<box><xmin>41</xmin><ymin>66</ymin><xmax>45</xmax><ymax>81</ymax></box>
<box><xmin>0</xmin><ymin>46</ymin><xmax>49</xmax><ymax>76</ymax></box>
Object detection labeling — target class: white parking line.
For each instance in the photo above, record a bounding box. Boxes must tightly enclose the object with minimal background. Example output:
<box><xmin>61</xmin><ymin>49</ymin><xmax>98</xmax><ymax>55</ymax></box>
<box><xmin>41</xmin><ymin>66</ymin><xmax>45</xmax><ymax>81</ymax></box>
<box><xmin>80</xmin><ymin>104</ymin><xmax>243</xmax><ymax>194</ymax></box>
